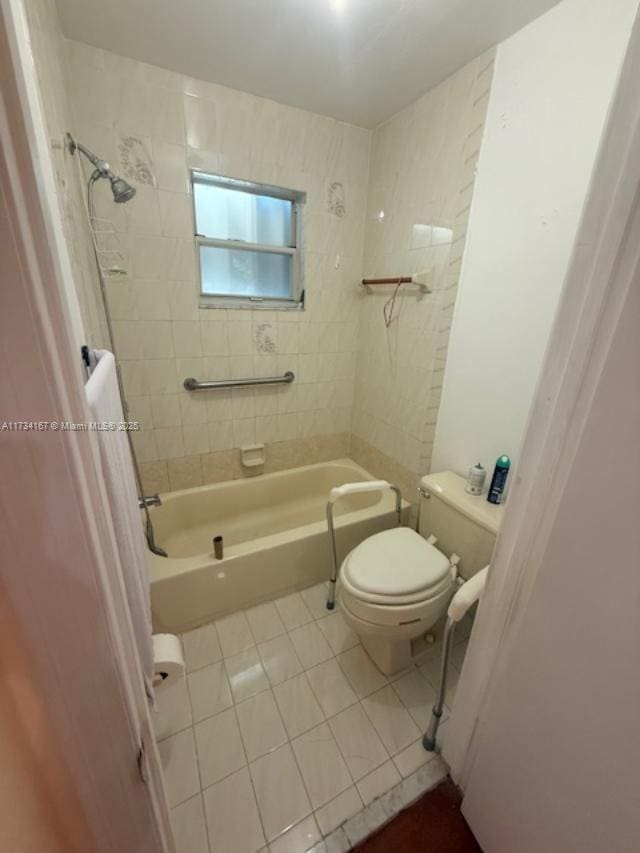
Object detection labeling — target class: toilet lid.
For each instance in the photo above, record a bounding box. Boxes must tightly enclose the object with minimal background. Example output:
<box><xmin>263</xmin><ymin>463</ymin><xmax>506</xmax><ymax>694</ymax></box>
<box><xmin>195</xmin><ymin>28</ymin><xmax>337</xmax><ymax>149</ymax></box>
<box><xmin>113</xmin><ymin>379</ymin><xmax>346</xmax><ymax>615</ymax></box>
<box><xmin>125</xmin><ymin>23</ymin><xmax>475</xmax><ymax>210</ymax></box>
<box><xmin>342</xmin><ymin>527</ymin><xmax>451</xmax><ymax>597</ymax></box>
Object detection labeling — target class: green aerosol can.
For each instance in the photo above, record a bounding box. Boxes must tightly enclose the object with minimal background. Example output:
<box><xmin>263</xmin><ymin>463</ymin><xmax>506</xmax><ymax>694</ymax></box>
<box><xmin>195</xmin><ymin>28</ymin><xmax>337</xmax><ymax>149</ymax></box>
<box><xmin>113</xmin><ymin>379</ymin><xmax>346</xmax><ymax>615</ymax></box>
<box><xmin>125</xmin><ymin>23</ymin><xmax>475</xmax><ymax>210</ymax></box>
<box><xmin>487</xmin><ymin>455</ymin><xmax>510</xmax><ymax>504</ymax></box>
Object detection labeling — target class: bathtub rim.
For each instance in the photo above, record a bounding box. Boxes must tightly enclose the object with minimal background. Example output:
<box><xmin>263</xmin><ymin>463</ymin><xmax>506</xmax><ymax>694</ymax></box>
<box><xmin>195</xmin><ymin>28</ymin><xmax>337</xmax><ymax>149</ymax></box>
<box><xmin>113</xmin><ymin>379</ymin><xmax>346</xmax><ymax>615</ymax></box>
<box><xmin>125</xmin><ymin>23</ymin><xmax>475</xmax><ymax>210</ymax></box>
<box><xmin>148</xmin><ymin>457</ymin><xmax>410</xmax><ymax>579</ymax></box>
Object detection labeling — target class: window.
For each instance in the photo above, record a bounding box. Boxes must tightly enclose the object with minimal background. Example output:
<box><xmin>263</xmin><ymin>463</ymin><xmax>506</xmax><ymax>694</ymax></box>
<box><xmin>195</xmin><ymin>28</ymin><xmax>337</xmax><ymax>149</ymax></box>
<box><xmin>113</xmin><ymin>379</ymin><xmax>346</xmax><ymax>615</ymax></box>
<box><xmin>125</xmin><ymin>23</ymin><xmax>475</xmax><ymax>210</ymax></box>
<box><xmin>191</xmin><ymin>171</ymin><xmax>306</xmax><ymax>310</ymax></box>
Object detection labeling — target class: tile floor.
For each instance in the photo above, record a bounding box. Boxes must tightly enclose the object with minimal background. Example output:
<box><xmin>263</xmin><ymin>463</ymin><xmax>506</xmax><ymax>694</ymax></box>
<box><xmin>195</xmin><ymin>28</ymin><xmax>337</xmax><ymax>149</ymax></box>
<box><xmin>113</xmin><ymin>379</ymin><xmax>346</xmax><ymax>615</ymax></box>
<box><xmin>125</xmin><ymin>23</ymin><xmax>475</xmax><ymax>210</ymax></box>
<box><xmin>154</xmin><ymin>582</ymin><xmax>471</xmax><ymax>853</ymax></box>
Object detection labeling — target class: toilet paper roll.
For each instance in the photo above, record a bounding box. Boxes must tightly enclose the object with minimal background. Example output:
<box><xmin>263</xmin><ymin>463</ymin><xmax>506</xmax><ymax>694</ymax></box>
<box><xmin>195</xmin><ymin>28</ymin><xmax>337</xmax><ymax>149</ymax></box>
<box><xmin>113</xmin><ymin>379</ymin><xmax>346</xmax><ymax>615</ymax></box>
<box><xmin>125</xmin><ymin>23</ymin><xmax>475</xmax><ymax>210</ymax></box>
<box><xmin>152</xmin><ymin>633</ymin><xmax>185</xmax><ymax>688</ymax></box>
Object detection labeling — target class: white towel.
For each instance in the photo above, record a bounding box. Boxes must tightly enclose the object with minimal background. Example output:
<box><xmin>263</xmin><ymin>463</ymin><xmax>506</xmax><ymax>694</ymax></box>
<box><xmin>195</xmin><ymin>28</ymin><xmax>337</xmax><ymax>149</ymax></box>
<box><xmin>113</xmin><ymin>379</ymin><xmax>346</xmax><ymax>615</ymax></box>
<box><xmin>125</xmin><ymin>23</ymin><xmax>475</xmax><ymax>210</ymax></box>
<box><xmin>86</xmin><ymin>350</ymin><xmax>154</xmax><ymax>699</ymax></box>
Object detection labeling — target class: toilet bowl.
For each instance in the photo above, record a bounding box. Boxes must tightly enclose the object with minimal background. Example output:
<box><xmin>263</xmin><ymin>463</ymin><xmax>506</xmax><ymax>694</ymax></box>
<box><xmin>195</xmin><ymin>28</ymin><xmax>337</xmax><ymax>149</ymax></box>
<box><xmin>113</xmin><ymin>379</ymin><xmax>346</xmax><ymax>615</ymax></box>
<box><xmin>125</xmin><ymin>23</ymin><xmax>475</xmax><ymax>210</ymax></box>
<box><xmin>335</xmin><ymin>471</ymin><xmax>503</xmax><ymax>676</ymax></box>
<box><xmin>338</xmin><ymin>526</ymin><xmax>456</xmax><ymax>674</ymax></box>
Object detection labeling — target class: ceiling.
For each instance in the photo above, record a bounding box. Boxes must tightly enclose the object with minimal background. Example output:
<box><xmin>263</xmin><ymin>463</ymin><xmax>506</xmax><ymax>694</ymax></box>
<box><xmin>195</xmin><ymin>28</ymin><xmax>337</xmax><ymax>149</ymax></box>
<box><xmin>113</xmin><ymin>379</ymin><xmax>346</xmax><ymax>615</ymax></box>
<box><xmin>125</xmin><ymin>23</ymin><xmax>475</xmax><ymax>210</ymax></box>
<box><xmin>55</xmin><ymin>0</ymin><xmax>561</xmax><ymax>128</ymax></box>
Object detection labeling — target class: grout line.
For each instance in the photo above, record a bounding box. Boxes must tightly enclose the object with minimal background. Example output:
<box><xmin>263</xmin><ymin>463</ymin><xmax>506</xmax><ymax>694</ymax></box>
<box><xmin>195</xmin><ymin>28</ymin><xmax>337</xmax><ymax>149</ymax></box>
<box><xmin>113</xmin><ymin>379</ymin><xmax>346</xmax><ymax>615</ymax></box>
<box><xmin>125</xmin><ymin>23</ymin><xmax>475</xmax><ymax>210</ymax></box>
<box><xmin>161</xmin><ymin>583</ymin><xmax>470</xmax><ymax>844</ymax></box>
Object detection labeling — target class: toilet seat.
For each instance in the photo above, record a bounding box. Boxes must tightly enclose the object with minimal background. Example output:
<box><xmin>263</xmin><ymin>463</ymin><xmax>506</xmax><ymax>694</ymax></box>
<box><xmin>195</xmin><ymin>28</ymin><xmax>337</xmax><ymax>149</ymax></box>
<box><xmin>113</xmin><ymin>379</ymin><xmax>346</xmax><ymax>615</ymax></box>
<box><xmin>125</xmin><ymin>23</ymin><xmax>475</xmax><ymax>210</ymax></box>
<box><xmin>341</xmin><ymin>527</ymin><xmax>452</xmax><ymax>606</ymax></box>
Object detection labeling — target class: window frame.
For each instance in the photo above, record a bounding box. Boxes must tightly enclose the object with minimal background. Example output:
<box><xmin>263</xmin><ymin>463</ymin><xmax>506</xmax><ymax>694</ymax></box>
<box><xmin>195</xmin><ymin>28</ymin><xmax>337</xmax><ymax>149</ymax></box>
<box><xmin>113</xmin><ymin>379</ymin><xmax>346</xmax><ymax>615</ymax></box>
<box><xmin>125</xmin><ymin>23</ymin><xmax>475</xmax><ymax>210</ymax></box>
<box><xmin>190</xmin><ymin>170</ymin><xmax>306</xmax><ymax>311</ymax></box>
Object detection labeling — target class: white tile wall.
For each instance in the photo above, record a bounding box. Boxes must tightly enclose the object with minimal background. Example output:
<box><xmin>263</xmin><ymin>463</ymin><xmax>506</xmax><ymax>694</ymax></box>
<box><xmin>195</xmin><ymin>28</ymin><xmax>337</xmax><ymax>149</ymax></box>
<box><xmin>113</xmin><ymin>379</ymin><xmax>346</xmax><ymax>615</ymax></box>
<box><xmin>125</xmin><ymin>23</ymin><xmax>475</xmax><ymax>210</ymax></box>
<box><xmin>28</xmin><ymin>0</ymin><xmax>494</xmax><ymax>499</ymax></box>
<box><xmin>63</xmin><ymin>39</ymin><xmax>368</xmax><ymax>486</ymax></box>
<box><xmin>353</xmin><ymin>51</ymin><xmax>495</xmax><ymax>481</ymax></box>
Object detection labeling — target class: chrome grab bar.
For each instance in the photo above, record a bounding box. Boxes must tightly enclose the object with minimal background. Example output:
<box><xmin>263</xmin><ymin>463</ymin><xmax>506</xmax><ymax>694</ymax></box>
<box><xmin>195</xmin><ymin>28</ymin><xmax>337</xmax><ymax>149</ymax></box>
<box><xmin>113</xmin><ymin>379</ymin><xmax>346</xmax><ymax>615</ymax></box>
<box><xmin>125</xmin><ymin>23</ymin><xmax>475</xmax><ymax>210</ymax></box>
<box><xmin>183</xmin><ymin>371</ymin><xmax>295</xmax><ymax>391</ymax></box>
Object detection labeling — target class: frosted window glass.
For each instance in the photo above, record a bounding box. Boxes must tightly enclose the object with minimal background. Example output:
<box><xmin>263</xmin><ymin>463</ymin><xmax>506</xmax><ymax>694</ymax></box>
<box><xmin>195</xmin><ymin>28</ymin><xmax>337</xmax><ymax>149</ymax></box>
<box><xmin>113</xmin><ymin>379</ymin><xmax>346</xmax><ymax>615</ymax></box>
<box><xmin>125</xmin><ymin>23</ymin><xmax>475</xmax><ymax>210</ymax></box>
<box><xmin>194</xmin><ymin>183</ymin><xmax>293</xmax><ymax>247</ymax></box>
<box><xmin>200</xmin><ymin>245</ymin><xmax>292</xmax><ymax>299</ymax></box>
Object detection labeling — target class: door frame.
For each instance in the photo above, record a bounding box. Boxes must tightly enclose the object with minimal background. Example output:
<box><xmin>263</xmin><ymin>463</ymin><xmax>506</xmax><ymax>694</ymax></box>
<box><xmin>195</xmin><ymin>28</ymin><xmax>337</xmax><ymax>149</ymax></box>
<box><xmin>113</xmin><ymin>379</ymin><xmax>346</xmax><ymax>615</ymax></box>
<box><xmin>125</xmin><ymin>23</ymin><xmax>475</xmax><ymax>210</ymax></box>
<box><xmin>0</xmin><ymin>0</ymin><xmax>174</xmax><ymax>848</ymax></box>
<box><xmin>444</xmin><ymin>7</ymin><xmax>640</xmax><ymax>784</ymax></box>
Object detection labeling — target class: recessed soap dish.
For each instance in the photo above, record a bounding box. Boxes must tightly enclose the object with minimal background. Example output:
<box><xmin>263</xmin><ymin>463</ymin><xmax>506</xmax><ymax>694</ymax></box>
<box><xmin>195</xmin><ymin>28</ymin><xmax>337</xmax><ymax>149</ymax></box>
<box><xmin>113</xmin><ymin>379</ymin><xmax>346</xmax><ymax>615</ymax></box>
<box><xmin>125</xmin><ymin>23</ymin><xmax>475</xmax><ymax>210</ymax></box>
<box><xmin>241</xmin><ymin>443</ymin><xmax>265</xmax><ymax>468</ymax></box>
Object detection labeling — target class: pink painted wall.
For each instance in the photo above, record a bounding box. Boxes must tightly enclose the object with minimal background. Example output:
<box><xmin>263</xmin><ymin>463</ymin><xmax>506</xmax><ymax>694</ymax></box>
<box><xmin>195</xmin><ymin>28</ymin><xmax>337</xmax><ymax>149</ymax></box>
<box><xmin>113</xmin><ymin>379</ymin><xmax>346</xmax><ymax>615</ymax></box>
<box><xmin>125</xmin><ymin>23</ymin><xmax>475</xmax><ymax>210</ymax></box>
<box><xmin>460</xmin><ymin>250</ymin><xmax>640</xmax><ymax>848</ymax></box>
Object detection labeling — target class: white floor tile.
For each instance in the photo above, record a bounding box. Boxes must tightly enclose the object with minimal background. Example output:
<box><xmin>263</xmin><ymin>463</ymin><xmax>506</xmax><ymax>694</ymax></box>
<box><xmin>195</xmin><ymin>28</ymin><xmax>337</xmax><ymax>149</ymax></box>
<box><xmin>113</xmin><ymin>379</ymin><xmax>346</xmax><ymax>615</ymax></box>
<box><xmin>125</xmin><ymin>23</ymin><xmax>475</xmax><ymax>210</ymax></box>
<box><xmin>393</xmin><ymin>738</ymin><xmax>435</xmax><ymax>778</ymax></box>
<box><xmin>259</xmin><ymin>634</ymin><xmax>303</xmax><ymax>686</ymax></box>
<box><xmin>154</xmin><ymin>673</ymin><xmax>193</xmax><ymax>741</ymax></box>
<box><xmin>246</xmin><ymin>602</ymin><xmax>286</xmax><ymax>644</ymax></box>
<box><xmin>356</xmin><ymin>760</ymin><xmax>401</xmax><ymax>806</ymax></box>
<box><xmin>313</xmin><ymin>787</ymin><xmax>362</xmax><ymax>837</ymax></box>
<box><xmin>203</xmin><ymin>766</ymin><xmax>265</xmax><ymax>853</ymax></box>
<box><xmin>216</xmin><ymin>612</ymin><xmax>255</xmax><ymax>658</ymax></box>
<box><xmin>236</xmin><ymin>691</ymin><xmax>287</xmax><ymax>762</ymax></box>
<box><xmin>268</xmin><ymin>814</ymin><xmax>320</xmax><ymax>853</ymax></box>
<box><xmin>182</xmin><ymin>624</ymin><xmax>222</xmax><ymax>671</ymax></box>
<box><xmin>188</xmin><ymin>662</ymin><xmax>233</xmax><ymax>723</ymax></box>
<box><xmin>444</xmin><ymin>666</ymin><xmax>460</xmax><ymax>707</ymax></box>
<box><xmin>451</xmin><ymin>640</ymin><xmax>468</xmax><ymax>671</ymax></box>
<box><xmin>336</xmin><ymin>646</ymin><xmax>387</xmax><ymax>699</ymax></box>
<box><xmin>291</xmin><ymin>722</ymin><xmax>352</xmax><ymax>809</ymax></box>
<box><xmin>272</xmin><ymin>673</ymin><xmax>324</xmax><ymax>739</ymax></box>
<box><xmin>361</xmin><ymin>686</ymin><xmax>421</xmax><ymax>756</ymax></box>
<box><xmin>316</xmin><ymin>612</ymin><xmax>359</xmax><ymax>655</ymax></box>
<box><xmin>250</xmin><ymin>744</ymin><xmax>312</xmax><ymax>842</ymax></box>
<box><xmin>170</xmin><ymin>794</ymin><xmax>210</xmax><ymax>853</ymax></box>
<box><xmin>306</xmin><ymin>659</ymin><xmax>357</xmax><ymax>718</ymax></box>
<box><xmin>328</xmin><ymin>704</ymin><xmax>388</xmax><ymax>781</ymax></box>
<box><xmin>195</xmin><ymin>707</ymin><xmax>246</xmax><ymax>788</ymax></box>
<box><xmin>225</xmin><ymin>647</ymin><xmax>270</xmax><ymax>703</ymax></box>
<box><xmin>391</xmin><ymin>669</ymin><xmax>437</xmax><ymax>729</ymax></box>
<box><xmin>301</xmin><ymin>583</ymin><xmax>331</xmax><ymax>620</ymax></box>
<box><xmin>274</xmin><ymin>592</ymin><xmax>313</xmax><ymax>631</ymax></box>
<box><xmin>157</xmin><ymin>727</ymin><xmax>200</xmax><ymax>807</ymax></box>
<box><xmin>288</xmin><ymin>623</ymin><xmax>333</xmax><ymax>669</ymax></box>
<box><xmin>417</xmin><ymin>646</ymin><xmax>443</xmax><ymax>688</ymax></box>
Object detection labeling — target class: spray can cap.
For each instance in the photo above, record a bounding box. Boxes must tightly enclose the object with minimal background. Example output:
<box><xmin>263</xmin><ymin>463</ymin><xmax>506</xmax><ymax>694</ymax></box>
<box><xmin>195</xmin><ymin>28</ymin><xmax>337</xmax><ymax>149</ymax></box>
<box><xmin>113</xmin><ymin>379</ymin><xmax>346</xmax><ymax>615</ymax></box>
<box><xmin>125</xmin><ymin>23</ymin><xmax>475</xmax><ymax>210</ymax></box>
<box><xmin>496</xmin><ymin>455</ymin><xmax>511</xmax><ymax>469</ymax></box>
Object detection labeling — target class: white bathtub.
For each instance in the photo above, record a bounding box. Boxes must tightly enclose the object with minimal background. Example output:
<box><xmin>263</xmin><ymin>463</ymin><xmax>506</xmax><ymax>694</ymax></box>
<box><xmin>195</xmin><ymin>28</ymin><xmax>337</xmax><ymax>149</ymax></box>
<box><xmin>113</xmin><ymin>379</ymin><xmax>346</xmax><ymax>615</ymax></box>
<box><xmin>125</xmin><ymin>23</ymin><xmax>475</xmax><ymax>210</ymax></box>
<box><xmin>150</xmin><ymin>459</ymin><xmax>409</xmax><ymax>632</ymax></box>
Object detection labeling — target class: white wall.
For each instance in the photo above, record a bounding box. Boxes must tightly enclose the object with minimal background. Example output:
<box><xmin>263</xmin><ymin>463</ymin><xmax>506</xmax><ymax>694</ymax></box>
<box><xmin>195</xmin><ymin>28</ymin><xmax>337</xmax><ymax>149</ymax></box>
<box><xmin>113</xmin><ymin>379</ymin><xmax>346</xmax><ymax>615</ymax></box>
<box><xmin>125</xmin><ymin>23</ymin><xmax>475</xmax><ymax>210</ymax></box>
<box><xmin>460</xmin><ymin>208</ymin><xmax>640</xmax><ymax>852</ymax></box>
<box><xmin>431</xmin><ymin>0</ymin><xmax>637</xmax><ymax>480</ymax></box>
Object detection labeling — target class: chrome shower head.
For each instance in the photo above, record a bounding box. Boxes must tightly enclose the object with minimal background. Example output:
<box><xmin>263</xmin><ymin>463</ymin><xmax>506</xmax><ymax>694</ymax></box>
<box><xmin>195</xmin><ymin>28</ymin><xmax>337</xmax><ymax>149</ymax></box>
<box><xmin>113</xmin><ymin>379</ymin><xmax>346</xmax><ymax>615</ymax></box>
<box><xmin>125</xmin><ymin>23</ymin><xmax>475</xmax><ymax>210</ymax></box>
<box><xmin>67</xmin><ymin>133</ymin><xmax>136</xmax><ymax>204</ymax></box>
<box><xmin>109</xmin><ymin>175</ymin><xmax>136</xmax><ymax>204</ymax></box>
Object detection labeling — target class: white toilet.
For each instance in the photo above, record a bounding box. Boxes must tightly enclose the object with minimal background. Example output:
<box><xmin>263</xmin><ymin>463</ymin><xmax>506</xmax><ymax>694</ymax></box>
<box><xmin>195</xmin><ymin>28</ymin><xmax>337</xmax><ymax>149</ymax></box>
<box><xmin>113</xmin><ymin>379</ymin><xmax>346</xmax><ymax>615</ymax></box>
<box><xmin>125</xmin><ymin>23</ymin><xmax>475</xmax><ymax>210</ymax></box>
<box><xmin>338</xmin><ymin>471</ymin><xmax>502</xmax><ymax>675</ymax></box>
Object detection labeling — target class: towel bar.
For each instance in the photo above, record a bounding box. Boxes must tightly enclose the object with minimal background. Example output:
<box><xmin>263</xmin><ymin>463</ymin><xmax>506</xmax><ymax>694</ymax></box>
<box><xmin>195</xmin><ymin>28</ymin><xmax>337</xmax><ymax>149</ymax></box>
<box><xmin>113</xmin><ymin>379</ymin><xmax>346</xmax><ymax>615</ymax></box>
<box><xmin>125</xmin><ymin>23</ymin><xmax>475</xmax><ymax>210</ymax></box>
<box><xmin>183</xmin><ymin>371</ymin><xmax>295</xmax><ymax>391</ymax></box>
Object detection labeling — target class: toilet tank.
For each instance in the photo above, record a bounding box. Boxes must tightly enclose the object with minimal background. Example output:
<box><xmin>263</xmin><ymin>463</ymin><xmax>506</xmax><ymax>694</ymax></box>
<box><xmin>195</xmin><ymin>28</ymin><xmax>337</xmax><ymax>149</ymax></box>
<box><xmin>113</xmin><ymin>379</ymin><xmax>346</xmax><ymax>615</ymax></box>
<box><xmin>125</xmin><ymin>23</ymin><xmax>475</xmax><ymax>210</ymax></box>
<box><xmin>418</xmin><ymin>471</ymin><xmax>504</xmax><ymax>580</ymax></box>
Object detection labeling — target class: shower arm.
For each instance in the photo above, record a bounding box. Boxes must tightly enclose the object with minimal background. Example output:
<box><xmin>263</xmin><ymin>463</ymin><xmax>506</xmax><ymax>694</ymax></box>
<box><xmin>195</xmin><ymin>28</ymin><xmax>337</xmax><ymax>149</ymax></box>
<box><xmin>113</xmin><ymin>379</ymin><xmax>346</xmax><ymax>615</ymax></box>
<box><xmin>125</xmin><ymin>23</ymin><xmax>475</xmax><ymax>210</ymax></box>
<box><xmin>67</xmin><ymin>133</ymin><xmax>112</xmax><ymax>177</ymax></box>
